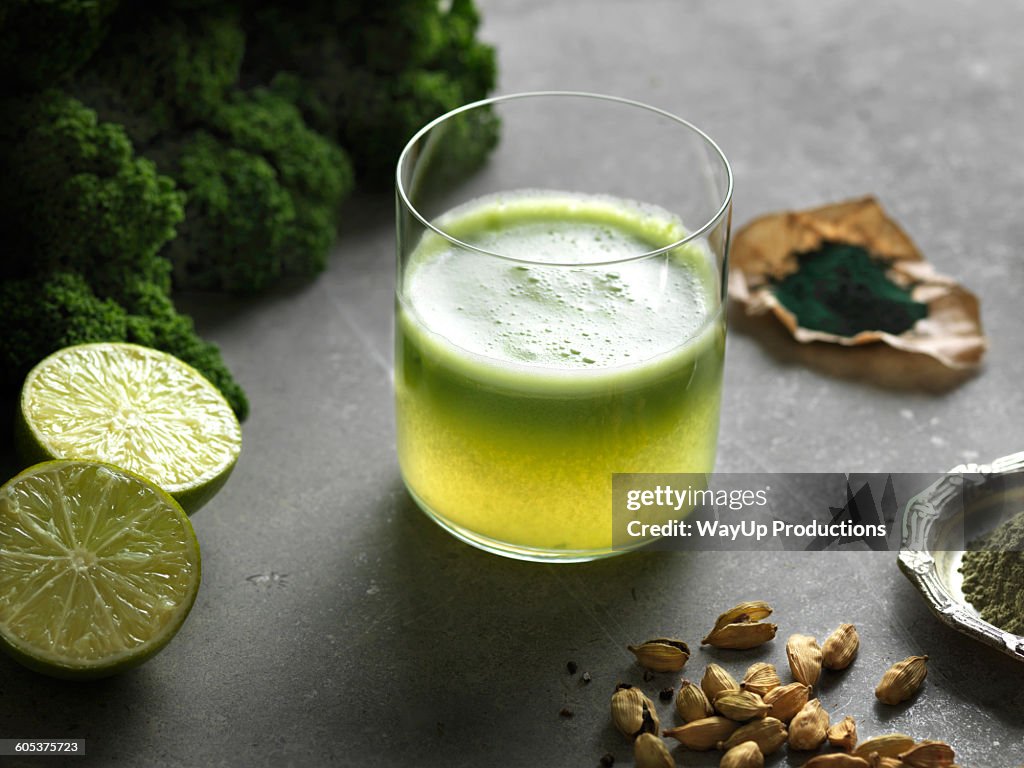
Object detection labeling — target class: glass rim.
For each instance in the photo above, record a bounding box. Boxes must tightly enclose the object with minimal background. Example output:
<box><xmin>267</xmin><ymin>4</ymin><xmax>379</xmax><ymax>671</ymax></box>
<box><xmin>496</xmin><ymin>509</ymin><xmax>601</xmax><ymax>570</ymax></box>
<box><xmin>395</xmin><ymin>90</ymin><xmax>734</xmax><ymax>267</ymax></box>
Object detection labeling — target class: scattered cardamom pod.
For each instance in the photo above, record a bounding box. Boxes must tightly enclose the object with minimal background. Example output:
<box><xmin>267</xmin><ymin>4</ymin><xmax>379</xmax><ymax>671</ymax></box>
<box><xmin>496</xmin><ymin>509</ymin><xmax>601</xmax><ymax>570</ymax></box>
<box><xmin>720</xmin><ymin>740</ymin><xmax>764</xmax><ymax>768</ymax></box>
<box><xmin>702</xmin><ymin>621</ymin><xmax>779</xmax><ymax>650</ymax></box>
<box><xmin>714</xmin><ymin>690</ymin><xmax>770</xmax><ymax>722</ymax></box>
<box><xmin>675</xmin><ymin>679</ymin><xmax>713</xmax><ymax>722</ymax></box>
<box><xmin>822</xmin><ymin>623</ymin><xmax>859</xmax><ymax>670</ymax></box>
<box><xmin>663</xmin><ymin>716</ymin><xmax>738</xmax><ymax>751</ymax></box>
<box><xmin>627</xmin><ymin>638</ymin><xmax>691</xmax><ymax>672</ymax></box>
<box><xmin>719</xmin><ymin>716</ymin><xmax>788</xmax><ymax>754</ymax></box>
<box><xmin>633</xmin><ymin>733</ymin><xmax>675</xmax><ymax>768</ymax></box>
<box><xmin>899</xmin><ymin>740</ymin><xmax>956</xmax><ymax>768</ymax></box>
<box><xmin>826</xmin><ymin>715</ymin><xmax>858</xmax><ymax>751</ymax></box>
<box><xmin>609</xmin><ymin>611</ymin><xmax>945</xmax><ymax>767</ymax></box>
<box><xmin>701</xmin><ymin>601</ymin><xmax>776</xmax><ymax>649</ymax></box>
<box><xmin>875</xmin><ymin>655</ymin><xmax>928</xmax><ymax>705</ymax></box>
<box><xmin>852</xmin><ymin>734</ymin><xmax>916</xmax><ymax>759</ymax></box>
<box><xmin>611</xmin><ymin>684</ymin><xmax>660</xmax><ymax>739</ymax></box>
<box><xmin>740</xmin><ymin>662</ymin><xmax>780</xmax><ymax>697</ymax></box>
<box><xmin>786</xmin><ymin>634</ymin><xmax>823</xmax><ymax>687</ymax></box>
<box><xmin>787</xmin><ymin>698</ymin><xmax>830</xmax><ymax>751</ymax></box>
<box><xmin>706</xmin><ymin>601</ymin><xmax>774</xmax><ymax>635</ymax></box>
<box><xmin>803</xmin><ymin>755</ymin><xmax>871</xmax><ymax>768</ymax></box>
<box><xmin>762</xmin><ymin>682</ymin><xmax>810</xmax><ymax>723</ymax></box>
<box><xmin>701</xmin><ymin>663</ymin><xmax>739</xmax><ymax>701</ymax></box>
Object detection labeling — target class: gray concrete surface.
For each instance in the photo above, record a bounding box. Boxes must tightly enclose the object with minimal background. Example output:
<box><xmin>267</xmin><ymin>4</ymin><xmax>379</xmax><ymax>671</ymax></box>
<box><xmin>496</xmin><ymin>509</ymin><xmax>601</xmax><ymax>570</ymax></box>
<box><xmin>2</xmin><ymin>1</ymin><xmax>1023</xmax><ymax>766</ymax></box>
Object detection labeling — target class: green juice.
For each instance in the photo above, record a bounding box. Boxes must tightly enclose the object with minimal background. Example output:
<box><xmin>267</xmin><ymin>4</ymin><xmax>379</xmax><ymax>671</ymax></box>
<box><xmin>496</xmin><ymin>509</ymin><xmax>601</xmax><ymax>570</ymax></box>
<box><xmin>395</xmin><ymin>191</ymin><xmax>725</xmax><ymax>557</ymax></box>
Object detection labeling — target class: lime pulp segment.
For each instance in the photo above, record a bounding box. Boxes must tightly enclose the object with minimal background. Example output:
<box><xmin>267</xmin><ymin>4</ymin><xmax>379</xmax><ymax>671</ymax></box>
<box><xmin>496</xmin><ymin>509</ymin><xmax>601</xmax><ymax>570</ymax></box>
<box><xmin>0</xmin><ymin>461</ymin><xmax>201</xmax><ymax>677</ymax></box>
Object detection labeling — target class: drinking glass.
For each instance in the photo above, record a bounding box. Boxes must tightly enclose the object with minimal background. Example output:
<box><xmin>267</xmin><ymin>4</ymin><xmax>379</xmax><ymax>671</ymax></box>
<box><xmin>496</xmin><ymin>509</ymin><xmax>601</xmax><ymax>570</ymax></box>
<box><xmin>395</xmin><ymin>92</ymin><xmax>732</xmax><ymax>562</ymax></box>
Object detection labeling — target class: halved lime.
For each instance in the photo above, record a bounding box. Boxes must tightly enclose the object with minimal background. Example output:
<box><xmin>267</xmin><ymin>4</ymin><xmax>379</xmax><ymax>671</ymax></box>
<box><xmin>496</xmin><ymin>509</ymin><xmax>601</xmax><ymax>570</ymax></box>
<box><xmin>17</xmin><ymin>343</ymin><xmax>242</xmax><ymax>513</ymax></box>
<box><xmin>0</xmin><ymin>460</ymin><xmax>201</xmax><ymax>678</ymax></box>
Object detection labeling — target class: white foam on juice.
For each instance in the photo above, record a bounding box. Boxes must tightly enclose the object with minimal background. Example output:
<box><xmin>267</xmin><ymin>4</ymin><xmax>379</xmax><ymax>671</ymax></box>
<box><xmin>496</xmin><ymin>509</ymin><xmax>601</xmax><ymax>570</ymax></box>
<box><xmin>402</xmin><ymin>190</ymin><xmax>717</xmax><ymax>372</ymax></box>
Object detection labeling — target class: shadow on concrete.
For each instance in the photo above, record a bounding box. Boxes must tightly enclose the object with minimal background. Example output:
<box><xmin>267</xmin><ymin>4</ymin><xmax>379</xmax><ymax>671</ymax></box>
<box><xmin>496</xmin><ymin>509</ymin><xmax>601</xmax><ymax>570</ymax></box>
<box><xmin>728</xmin><ymin>305</ymin><xmax>979</xmax><ymax>394</ymax></box>
<box><xmin>0</xmin><ymin>654</ymin><xmax>148</xmax><ymax>767</ymax></box>
<box><xmin>297</xmin><ymin>477</ymin><xmax>708</xmax><ymax>766</ymax></box>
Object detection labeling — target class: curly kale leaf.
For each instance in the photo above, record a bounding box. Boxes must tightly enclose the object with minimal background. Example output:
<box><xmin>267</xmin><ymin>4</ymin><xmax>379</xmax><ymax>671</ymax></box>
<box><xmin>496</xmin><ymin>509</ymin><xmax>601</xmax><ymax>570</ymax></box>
<box><xmin>0</xmin><ymin>90</ymin><xmax>248</xmax><ymax>417</ymax></box>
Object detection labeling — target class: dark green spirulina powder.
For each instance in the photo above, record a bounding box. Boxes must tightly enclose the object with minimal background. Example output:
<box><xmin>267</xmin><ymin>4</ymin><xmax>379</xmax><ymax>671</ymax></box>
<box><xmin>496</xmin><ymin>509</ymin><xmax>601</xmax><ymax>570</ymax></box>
<box><xmin>773</xmin><ymin>242</ymin><xmax>928</xmax><ymax>336</ymax></box>
<box><xmin>960</xmin><ymin>511</ymin><xmax>1024</xmax><ymax>635</ymax></box>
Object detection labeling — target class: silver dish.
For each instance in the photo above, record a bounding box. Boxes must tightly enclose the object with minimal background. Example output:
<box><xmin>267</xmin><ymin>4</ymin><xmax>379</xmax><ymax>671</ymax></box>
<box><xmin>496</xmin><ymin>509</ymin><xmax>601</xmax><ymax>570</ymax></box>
<box><xmin>898</xmin><ymin>451</ymin><xmax>1024</xmax><ymax>663</ymax></box>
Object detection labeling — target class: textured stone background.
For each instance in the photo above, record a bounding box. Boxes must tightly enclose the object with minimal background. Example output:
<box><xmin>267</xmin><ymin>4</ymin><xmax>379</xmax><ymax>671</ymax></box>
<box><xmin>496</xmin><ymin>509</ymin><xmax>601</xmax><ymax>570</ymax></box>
<box><xmin>2</xmin><ymin>1</ymin><xmax>1022</xmax><ymax>765</ymax></box>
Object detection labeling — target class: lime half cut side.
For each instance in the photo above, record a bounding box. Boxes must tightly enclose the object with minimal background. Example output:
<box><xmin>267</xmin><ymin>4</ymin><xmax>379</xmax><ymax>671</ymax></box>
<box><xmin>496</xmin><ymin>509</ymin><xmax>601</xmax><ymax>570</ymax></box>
<box><xmin>0</xmin><ymin>460</ymin><xmax>201</xmax><ymax>678</ymax></box>
<box><xmin>18</xmin><ymin>342</ymin><xmax>242</xmax><ymax>513</ymax></box>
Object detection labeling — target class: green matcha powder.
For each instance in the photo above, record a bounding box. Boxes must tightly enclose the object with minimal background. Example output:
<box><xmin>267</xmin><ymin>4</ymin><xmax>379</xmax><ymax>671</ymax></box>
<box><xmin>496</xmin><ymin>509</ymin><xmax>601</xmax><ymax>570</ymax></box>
<box><xmin>960</xmin><ymin>510</ymin><xmax>1024</xmax><ymax>635</ymax></box>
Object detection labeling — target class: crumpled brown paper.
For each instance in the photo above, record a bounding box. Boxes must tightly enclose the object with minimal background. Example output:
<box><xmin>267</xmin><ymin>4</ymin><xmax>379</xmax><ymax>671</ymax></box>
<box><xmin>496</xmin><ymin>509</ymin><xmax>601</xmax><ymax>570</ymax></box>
<box><xmin>728</xmin><ymin>197</ymin><xmax>987</xmax><ymax>369</ymax></box>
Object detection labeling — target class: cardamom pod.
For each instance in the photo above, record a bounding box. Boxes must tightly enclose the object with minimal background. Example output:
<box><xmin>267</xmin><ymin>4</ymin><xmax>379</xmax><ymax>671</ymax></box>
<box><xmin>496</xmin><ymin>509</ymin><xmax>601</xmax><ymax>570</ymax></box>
<box><xmin>719</xmin><ymin>717</ymin><xmax>787</xmax><ymax>754</ymax></box>
<box><xmin>875</xmin><ymin>655</ymin><xmax>928</xmax><ymax>705</ymax></box>
<box><xmin>634</xmin><ymin>733</ymin><xmax>675</xmax><ymax>768</ymax></box>
<box><xmin>803</xmin><ymin>755</ymin><xmax>871</xmax><ymax>768</ymax></box>
<box><xmin>701</xmin><ymin>601</ymin><xmax>775</xmax><ymax>649</ymax></box>
<box><xmin>852</xmin><ymin>734</ymin><xmax>916</xmax><ymax>759</ymax></box>
<box><xmin>787</xmin><ymin>698</ymin><xmax>830</xmax><ymax>751</ymax></box>
<box><xmin>740</xmin><ymin>662</ymin><xmax>780</xmax><ymax>697</ymax></box>
<box><xmin>762</xmin><ymin>681</ymin><xmax>810</xmax><ymax>723</ymax></box>
<box><xmin>786</xmin><ymin>633</ymin><xmax>823</xmax><ymax>687</ymax></box>
<box><xmin>611</xmin><ymin>684</ymin><xmax>660</xmax><ymax>739</ymax></box>
<box><xmin>899</xmin><ymin>740</ymin><xmax>956</xmax><ymax>768</ymax></box>
<box><xmin>702</xmin><ymin>621</ymin><xmax>779</xmax><ymax>650</ymax></box>
<box><xmin>706</xmin><ymin>600</ymin><xmax>774</xmax><ymax>635</ymax></box>
<box><xmin>822</xmin><ymin>623</ymin><xmax>859</xmax><ymax>670</ymax></box>
<box><xmin>714</xmin><ymin>690</ymin><xmax>770</xmax><ymax>722</ymax></box>
<box><xmin>675</xmin><ymin>679</ymin><xmax>713</xmax><ymax>722</ymax></box>
<box><xmin>701</xmin><ymin>663</ymin><xmax>739</xmax><ymax>701</ymax></box>
<box><xmin>627</xmin><ymin>638</ymin><xmax>691</xmax><ymax>672</ymax></box>
<box><xmin>663</xmin><ymin>716</ymin><xmax>738</xmax><ymax>751</ymax></box>
<box><xmin>867</xmin><ymin>757</ymin><xmax>904</xmax><ymax>768</ymax></box>
<box><xmin>826</xmin><ymin>715</ymin><xmax>858</xmax><ymax>752</ymax></box>
<box><xmin>720</xmin><ymin>740</ymin><xmax>764</xmax><ymax>768</ymax></box>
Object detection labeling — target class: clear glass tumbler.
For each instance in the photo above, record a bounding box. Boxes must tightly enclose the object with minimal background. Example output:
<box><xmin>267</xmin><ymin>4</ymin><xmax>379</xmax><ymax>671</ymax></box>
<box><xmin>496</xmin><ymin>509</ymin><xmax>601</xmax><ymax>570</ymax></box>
<box><xmin>395</xmin><ymin>92</ymin><xmax>732</xmax><ymax>562</ymax></box>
